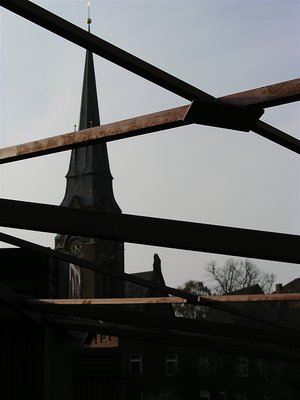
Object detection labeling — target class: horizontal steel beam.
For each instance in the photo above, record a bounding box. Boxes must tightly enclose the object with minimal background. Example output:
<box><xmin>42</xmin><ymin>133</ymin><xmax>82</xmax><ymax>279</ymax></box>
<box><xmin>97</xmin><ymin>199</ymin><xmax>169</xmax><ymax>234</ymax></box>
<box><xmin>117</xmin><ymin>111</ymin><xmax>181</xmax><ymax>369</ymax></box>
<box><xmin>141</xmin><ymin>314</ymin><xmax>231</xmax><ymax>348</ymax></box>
<box><xmin>220</xmin><ymin>78</ymin><xmax>300</xmax><ymax>108</ymax></box>
<box><xmin>0</xmin><ymin>198</ymin><xmax>299</xmax><ymax>263</ymax></box>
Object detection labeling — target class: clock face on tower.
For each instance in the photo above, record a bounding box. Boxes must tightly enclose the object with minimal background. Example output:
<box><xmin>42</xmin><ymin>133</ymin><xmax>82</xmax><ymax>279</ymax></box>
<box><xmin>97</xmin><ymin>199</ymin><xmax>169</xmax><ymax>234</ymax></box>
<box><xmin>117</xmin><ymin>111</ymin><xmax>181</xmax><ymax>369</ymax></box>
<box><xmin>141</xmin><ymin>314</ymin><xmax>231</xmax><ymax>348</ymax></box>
<box><xmin>67</xmin><ymin>237</ymin><xmax>84</xmax><ymax>256</ymax></box>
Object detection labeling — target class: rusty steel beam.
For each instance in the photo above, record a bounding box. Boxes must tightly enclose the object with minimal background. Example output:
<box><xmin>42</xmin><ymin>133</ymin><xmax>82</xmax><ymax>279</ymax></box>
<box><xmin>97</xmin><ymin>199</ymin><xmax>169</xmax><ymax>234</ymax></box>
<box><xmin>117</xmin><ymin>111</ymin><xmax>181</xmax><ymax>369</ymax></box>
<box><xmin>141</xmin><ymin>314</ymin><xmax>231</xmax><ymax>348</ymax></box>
<box><xmin>0</xmin><ymin>199</ymin><xmax>299</xmax><ymax>264</ymax></box>
<box><xmin>220</xmin><ymin>78</ymin><xmax>300</xmax><ymax>108</ymax></box>
<box><xmin>0</xmin><ymin>105</ymin><xmax>191</xmax><ymax>164</ymax></box>
<box><xmin>0</xmin><ymin>101</ymin><xmax>266</xmax><ymax>165</ymax></box>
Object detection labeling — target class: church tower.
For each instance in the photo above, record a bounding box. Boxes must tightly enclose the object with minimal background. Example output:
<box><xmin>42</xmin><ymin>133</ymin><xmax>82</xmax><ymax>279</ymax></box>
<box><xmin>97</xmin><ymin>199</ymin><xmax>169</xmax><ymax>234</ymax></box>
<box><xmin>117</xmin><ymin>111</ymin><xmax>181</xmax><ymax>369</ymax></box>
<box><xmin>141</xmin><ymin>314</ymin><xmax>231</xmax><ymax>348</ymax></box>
<box><xmin>55</xmin><ymin>31</ymin><xmax>124</xmax><ymax>298</ymax></box>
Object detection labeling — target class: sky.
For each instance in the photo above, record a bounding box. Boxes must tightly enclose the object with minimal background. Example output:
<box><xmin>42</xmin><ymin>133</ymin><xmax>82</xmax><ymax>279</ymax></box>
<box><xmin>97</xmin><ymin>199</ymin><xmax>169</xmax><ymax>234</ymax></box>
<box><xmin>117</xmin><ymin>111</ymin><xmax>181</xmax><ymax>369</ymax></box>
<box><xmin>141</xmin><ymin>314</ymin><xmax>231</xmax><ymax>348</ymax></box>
<box><xmin>0</xmin><ymin>0</ymin><xmax>299</xmax><ymax>290</ymax></box>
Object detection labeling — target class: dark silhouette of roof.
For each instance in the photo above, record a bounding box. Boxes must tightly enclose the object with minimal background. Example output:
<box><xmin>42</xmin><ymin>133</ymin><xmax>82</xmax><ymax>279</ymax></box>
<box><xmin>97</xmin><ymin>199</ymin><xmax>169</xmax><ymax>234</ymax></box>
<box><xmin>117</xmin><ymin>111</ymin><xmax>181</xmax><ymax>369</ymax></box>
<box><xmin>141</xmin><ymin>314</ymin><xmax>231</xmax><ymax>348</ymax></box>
<box><xmin>281</xmin><ymin>278</ymin><xmax>300</xmax><ymax>293</ymax></box>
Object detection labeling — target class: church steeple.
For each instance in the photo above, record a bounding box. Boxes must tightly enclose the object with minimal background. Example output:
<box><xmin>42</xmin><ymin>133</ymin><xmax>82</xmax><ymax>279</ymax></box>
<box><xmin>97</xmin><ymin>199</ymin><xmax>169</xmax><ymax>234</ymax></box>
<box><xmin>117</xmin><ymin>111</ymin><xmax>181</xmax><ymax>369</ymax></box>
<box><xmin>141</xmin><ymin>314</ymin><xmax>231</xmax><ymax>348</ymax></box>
<box><xmin>61</xmin><ymin>49</ymin><xmax>121</xmax><ymax>213</ymax></box>
<box><xmin>56</xmin><ymin>18</ymin><xmax>124</xmax><ymax>299</ymax></box>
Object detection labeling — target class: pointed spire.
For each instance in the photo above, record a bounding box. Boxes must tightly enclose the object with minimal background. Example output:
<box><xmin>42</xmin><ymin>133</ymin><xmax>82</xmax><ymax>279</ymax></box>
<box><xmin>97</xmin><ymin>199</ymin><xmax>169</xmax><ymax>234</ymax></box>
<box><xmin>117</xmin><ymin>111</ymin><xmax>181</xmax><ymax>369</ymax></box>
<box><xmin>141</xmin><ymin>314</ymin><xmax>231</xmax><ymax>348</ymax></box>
<box><xmin>61</xmin><ymin>46</ymin><xmax>121</xmax><ymax>213</ymax></box>
<box><xmin>86</xmin><ymin>1</ymin><xmax>92</xmax><ymax>32</ymax></box>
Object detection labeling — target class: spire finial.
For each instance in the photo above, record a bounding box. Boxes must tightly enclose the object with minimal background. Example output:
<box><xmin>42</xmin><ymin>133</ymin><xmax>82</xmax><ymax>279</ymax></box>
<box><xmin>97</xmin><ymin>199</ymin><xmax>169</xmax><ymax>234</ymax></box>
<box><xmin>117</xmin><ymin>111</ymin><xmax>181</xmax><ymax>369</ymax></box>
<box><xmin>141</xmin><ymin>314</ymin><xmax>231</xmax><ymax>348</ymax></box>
<box><xmin>86</xmin><ymin>1</ymin><xmax>92</xmax><ymax>32</ymax></box>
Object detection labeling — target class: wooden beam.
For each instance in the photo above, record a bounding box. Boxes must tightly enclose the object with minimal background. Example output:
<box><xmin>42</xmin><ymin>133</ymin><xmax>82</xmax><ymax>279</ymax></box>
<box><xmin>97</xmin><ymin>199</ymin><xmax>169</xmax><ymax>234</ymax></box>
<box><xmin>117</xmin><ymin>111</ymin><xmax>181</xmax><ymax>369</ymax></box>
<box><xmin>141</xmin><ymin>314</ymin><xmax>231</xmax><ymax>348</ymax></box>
<box><xmin>0</xmin><ymin>199</ymin><xmax>299</xmax><ymax>263</ymax></box>
<box><xmin>29</xmin><ymin>292</ymin><xmax>300</xmax><ymax>305</ymax></box>
<box><xmin>28</xmin><ymin>297</ymin><xmax>187</xmax><ymax>305</ymax></box>
<box><xmin>200</xmin><ymin>293</ymin><xmax>300</xmax><ymax>303</ymax></box>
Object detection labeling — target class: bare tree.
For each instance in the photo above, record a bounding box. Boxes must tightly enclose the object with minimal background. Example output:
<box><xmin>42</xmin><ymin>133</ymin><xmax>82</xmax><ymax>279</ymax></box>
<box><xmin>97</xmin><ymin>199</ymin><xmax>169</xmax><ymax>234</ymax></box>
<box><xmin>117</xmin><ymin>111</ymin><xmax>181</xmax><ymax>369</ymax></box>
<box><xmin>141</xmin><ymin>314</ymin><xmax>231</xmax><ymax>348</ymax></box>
<box><xmin>173</xmin><ymin>280</ymin><xmax>211</xmax><ymax>319</ymax></box>
<box><xmin>206</xmin><ymin>259</ymin><xmax>276</xmax><ymax>294</ymax></box>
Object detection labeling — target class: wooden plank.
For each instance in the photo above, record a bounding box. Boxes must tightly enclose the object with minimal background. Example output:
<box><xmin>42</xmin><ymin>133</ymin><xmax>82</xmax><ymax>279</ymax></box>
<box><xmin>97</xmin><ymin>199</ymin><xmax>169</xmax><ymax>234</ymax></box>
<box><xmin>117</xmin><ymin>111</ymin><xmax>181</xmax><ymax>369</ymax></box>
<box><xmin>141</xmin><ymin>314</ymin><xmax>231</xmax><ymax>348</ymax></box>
<box><xmin>29</xmin><ymin>293</ymin><xmax>300</xmax><ymax>305</ymax></box>
<box><xmin>28</xmin><ymin>297</ymin><xmax>187</xmax><ymax>305</ymax></box>
<box><xmin>201</xmin><ymin>293</ymin><xmax>300</xmax><ymax>303</ymax></box>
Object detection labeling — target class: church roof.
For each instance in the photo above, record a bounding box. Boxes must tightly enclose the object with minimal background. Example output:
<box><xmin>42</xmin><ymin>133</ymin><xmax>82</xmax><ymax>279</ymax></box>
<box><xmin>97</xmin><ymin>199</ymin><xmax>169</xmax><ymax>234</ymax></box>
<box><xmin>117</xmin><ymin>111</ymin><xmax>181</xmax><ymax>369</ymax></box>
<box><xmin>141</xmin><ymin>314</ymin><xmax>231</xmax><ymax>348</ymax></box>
<box><xmin>61</xmin><ymin>49</ymin><xmax>121</xmax><ymax>213</ymax></box>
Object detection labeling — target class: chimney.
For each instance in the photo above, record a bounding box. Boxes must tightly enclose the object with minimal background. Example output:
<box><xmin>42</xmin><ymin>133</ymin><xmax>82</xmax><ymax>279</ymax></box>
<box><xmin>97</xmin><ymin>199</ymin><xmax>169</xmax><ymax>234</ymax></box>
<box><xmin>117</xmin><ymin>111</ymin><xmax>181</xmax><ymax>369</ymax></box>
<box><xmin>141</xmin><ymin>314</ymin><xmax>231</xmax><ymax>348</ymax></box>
<box><xmin>153</xmin><ymin>254</ymin><xmax>161</xmax><ymax>273</ymax></box>
<box><xmin>276</xmin><ymin>283</ymin><xmax>283</xmax><ymax>294</ymax></box>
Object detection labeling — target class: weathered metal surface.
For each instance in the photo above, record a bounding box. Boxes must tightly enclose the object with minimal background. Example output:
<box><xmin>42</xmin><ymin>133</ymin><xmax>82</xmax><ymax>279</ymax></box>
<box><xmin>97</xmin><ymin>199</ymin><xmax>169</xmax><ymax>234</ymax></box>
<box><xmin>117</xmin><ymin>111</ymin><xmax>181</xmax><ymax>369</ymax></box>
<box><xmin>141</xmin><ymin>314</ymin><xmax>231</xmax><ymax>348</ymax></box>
<box><xmin>0</xmin><ymin>105</ymin><xmax>191</xmax><ymax>164</ymax></box>
<box><xmin>252</xmin><ymin>120</ymin><xmax>300</xmax><ymax>154</ymax></box>
<box><xmin>0</xmin><ymin>199</ymin><xmax>299</xmax><ymax>264</ymax></box>
<box><xmin>220</xmin><ymin>78</ymin><xmax>300</xmax><ymax>108</ymax></box>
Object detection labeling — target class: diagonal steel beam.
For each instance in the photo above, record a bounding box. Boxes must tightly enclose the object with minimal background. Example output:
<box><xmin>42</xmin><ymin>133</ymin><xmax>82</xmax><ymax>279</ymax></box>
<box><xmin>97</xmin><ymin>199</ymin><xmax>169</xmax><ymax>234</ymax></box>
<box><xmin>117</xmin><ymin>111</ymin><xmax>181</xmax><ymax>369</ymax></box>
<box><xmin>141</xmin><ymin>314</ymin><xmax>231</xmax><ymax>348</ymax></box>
<box><xmin>0</xmin><ymin>101</ymin><xmax>264</xmax><ymax>165</ymax></box>
<box><xmin>2</xmin><ymin>231</ymin><xmax>299</xmax><ymax>331</ymax></box>
<box><xmin>0</xmin><ymin>198</ymin><xmax>299</xmax><ymax>263</ymax></box>
<box><xmin>252</xmin><ymin>120</ymin><xmax>300</xmax><ymax>154</ymax></box>
<box><xmin>0</xmin><ymin>105</ymin><xmax>191</xmax><ymax>165</ymax></box>
<box><xmin>0</xmin><ymin>232</ymin><xmax>197</xmax><ymax>303</ymax></box>
<box><xmin>0</xmin><ymin>280</ymin><xmax>42</xmax><ymax>324</ymax></box>
<box><xmin>0</xmin><ymin>0</ymin><xmax>214</xmax><ymax>103</ymax></box>
<box><xmin>47</xmin><ymin>317</ymin><xmax>300</xmax><ymax>363</ymax></box>
<box><xmin>26</xmin><ymin>302</ymin><xmax>300</xmax><ymax>343</ymax></box>
<box><xmin>0</xmin><ymin>0</ymin><xmax>263</xmax><ymax>129</ymax></box>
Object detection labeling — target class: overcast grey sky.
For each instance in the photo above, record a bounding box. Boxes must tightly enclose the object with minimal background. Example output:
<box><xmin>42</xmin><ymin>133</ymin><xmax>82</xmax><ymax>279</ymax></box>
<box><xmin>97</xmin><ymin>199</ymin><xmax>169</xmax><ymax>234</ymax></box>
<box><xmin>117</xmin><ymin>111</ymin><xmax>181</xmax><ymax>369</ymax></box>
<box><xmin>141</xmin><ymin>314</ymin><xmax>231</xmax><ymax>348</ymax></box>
<box><xmin>0</xmin><ymin>0</ymin><xmax>299</xmax><ymax>289</ymax></box>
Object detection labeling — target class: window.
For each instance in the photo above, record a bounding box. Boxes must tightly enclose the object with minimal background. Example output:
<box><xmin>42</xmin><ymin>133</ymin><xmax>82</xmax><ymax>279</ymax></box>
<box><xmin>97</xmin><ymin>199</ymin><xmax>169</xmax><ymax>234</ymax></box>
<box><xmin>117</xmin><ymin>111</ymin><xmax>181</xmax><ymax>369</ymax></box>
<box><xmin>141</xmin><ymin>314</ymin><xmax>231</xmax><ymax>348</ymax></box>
<box><xmin>199</xmin><ymin>390</ymin><xmax>211</xmax><ymax>400</ymax></box>
<box><xmin>165</xmin><ymin>353</ymin><xmax>178</xmax><ymax>376</ymax></box>
<box><xmin>256</xmin><ymin>358</ymin><xmax>267</xmax><ymax>377</ymax></box>
<box><xmin>129</xmin><ymin>354</ymin><xmax>142</xmax><ymax>375</ymax></box>
<box><xmin>197</xmin><ymin>356</ymin><xmax>210</xmax><ymax>376</ymax></box>
<box><xmin>234</xmin><ymin>395</ymin><xmax>247</xmax><ymax>400</ymax></box>
<box><xmin>235</xmin><ymin>357</ymin><xmax>248</xmax><ymax>377</ymax></box>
